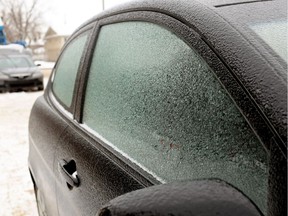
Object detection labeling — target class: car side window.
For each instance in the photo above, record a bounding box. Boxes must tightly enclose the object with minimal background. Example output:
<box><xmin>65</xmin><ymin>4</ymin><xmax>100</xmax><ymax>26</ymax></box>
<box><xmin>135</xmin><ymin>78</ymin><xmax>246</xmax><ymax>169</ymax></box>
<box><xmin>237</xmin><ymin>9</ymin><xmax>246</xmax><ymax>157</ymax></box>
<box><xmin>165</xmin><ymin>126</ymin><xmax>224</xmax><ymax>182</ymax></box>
<box><xmin>82</xmin><ymin>22</ymin><xmax>268</xmax><ymax>214</ymax></box>
<box><xmin>52</xmin><ymin>32</ymin><xmax>89</xmax><ymax>108</ymax></box>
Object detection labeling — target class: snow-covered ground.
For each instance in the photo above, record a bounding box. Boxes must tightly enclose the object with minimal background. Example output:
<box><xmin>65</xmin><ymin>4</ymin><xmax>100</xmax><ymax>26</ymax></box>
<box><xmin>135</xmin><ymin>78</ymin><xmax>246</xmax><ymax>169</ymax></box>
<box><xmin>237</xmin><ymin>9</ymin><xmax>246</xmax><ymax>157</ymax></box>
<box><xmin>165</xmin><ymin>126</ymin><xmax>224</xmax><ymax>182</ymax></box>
<box><xmin>34</xmin><ymin>61</ymin><xmax>55</xmax><ymax>69</ymax></box>
<box><xmin>0</xmin><ymin>73</ymin><xmax>50</xmax><ymax>215</ymax></box>
<box><xmin>0</xmin><ymin>91</ymin><xmax>41</xmax><ymax>216</ymax></box>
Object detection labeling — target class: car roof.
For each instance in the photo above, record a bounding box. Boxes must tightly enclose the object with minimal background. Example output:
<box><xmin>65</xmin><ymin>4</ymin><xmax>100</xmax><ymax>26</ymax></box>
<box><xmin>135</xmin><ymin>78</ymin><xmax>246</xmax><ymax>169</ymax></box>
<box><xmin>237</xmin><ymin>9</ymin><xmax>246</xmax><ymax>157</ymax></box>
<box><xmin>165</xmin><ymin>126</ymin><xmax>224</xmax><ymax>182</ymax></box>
<box><xmin>74</xmin><ymin>0</ymin><xmax>287</xmax><ymax>150</ymax></box>
<box><xmin>0</xmin><ymin>44</ymin><xmax>33</xmax><ymax>55</ymax></box>
<box><xmin>200</xmin><ymin>0</ymin><xmax>286</xmax><ymax>32</ymax></box>
<box><xmin>78</xmin><ymin>0</ymin><xmax>286</xmax><ymax>71</ymax></box>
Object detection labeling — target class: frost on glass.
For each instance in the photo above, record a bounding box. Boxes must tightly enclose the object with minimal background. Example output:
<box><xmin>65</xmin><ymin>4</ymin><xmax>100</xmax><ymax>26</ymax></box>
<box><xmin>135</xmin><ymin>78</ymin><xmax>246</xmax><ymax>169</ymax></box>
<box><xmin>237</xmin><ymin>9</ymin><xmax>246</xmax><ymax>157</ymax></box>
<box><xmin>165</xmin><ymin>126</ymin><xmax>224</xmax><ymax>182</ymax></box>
<box><xmin>53</xmin><ymin>33</ymin><xmax>89</xmax><ymax>107</ymax></box>
<box><xmin>83</xmin><ymin>22</ymin><xmax>268</xmax><ymax>213</ymax></box>
<box><xmin>250</xmin><ymin>20</ymin><xmax>287</xmax><ymax>64</ymax></box>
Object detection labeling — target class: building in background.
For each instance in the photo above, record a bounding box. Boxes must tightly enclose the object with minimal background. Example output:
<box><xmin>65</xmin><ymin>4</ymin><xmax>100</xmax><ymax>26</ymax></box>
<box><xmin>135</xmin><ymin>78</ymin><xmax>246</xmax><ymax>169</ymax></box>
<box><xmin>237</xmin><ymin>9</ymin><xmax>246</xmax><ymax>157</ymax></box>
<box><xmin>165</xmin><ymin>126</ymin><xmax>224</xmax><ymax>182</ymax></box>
<box><xmin>44</xmin><ymin>27</ymin><xmax>69</xmax><ymax>62</ymax></box>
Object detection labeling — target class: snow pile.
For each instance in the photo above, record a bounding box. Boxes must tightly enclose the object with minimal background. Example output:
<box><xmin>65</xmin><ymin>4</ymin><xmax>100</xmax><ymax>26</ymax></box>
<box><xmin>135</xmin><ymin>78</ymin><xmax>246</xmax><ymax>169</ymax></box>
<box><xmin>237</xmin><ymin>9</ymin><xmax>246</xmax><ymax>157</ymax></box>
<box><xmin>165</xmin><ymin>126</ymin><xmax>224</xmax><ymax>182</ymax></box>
<box><xmin>0</xmin><ymin>91</ymin><xmax>42</xmax><ymax>216</ymax></box>
<box><xmin>34</xmin><ymin>61</ymin><xmax>55</xmax><ymax>69</ymax></box>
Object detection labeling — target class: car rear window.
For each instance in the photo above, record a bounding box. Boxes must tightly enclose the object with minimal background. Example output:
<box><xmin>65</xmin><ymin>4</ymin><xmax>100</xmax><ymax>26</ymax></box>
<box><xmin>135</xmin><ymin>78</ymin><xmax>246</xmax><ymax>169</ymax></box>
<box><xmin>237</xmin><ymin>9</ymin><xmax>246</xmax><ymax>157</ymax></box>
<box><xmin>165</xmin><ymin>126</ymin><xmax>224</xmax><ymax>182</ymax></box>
<box><xmin>52</xmin><ymin>32</ymin><xmax>90</xmax><ymax>108</ymax></box>
<box><xmin>250</xmin><ymin>19</ymin><xmax>287</xmax><ymax>64</ymax></box>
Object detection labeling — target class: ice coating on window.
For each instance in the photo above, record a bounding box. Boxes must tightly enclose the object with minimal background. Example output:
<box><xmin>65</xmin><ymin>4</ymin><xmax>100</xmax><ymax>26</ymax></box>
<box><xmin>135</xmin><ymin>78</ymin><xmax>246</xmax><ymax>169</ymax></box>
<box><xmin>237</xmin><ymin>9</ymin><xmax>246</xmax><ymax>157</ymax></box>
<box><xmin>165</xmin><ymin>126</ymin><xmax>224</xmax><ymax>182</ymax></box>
<box><xmin>53</xmin><ymin>33</ymin><xmax>89</xmax><ymax>107</ymax></box>
<box><xmin>250</xmin><ymin>20</ymin><xmax>287</xmax><ymax>64</ymax></box>
<box><xmin>83</xmin><ymin>22</ymin><xmax>268</xmax><ymax>214</ymax></box>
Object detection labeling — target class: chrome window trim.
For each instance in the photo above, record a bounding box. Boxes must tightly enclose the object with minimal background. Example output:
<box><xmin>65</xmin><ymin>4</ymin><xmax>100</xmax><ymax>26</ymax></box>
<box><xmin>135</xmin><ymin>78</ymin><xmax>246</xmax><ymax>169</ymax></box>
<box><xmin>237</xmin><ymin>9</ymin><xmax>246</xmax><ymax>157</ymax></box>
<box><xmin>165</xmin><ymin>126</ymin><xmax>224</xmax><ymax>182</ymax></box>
<box><xmin>81</xmin><ymin>123</ymin><xmax>165</xmax><ymax>183</ymax></box>
<box><xmin>49</xmin><ymin>90</ymin><xmax>73</xmax><ymax>120</ymax></box>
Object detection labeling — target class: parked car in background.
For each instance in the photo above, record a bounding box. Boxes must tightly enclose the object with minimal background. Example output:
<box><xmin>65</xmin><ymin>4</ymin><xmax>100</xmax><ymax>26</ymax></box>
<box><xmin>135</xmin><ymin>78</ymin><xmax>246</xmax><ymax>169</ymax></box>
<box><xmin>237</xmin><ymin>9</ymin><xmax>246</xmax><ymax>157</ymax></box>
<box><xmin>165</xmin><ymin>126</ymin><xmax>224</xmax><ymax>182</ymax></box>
<box><xmin>0</xmin><ymin>45</ymin><xmax>43</xmax><ymax>92</ymax></box>
<box><xmin>28</xmin><ymin>0</ymin><xmax>287</xmax><ymax>215</ymax></box>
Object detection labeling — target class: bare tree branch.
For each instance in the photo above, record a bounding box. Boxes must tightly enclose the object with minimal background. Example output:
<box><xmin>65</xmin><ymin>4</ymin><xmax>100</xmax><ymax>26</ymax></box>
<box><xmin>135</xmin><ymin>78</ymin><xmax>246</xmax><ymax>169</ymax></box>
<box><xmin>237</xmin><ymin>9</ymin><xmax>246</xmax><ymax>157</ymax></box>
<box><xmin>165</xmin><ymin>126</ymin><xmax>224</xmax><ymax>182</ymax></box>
<box><xmin>0</xmin><ymin>0</ymin><xmax>44</xmax><ymax>44</ymax></box>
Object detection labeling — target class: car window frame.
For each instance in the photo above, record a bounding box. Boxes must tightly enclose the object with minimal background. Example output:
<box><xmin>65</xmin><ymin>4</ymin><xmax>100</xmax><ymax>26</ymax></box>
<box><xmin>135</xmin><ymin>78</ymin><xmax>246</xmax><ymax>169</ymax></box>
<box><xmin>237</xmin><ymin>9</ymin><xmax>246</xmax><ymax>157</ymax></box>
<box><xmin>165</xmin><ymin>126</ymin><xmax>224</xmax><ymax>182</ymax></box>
<box><xmin>47</xmin><ymin>10</ymin><xmax>284</xmax><ymax>215</ymax></box>
<box><xmin>48</xmin><ymin>24</ymin><xmax>94</xmax><ymax>115</ymax></box>
<box><xmin>76</xmin><ymin>11</ymin><xmax>274</xmax><ymax>150</ymax></box>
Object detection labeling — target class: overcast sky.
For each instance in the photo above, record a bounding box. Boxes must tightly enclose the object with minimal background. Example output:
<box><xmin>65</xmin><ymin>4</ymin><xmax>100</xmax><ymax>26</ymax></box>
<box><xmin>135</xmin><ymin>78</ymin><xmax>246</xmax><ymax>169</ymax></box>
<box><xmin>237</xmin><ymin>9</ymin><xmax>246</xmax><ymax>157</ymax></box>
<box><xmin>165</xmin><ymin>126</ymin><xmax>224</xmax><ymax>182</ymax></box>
<box><xmin>43</xmin><ymin>0</ymin><xmax>132</xmax><ymax>35</ymax></box>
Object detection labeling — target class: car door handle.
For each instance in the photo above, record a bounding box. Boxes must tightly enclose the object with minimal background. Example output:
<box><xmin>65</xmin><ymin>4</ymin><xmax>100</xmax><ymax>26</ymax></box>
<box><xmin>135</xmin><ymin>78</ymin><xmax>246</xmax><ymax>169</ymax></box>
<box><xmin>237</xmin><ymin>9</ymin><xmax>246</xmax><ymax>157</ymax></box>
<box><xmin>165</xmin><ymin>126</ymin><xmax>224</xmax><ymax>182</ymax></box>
<box><xmin>59</xmin><ymin>159</ymin><xmax>80</xmax><ymax>188</ymax></box>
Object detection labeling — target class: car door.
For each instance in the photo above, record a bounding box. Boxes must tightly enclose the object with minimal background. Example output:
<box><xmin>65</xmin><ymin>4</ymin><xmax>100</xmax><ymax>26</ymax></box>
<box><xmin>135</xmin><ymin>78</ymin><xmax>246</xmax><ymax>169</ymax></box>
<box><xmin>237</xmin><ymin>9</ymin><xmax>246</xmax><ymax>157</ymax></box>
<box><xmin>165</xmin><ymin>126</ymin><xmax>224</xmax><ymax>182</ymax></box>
<box><xmin>36</xmin><ymin>25</ymin><xmax>93</xmax><ymax>215</ymax></box>
<box><xmin>28</xmin><ymin>30</ymin><xmax>90</xmax><ymax>215</ymax></box>
<box><xmin>52</xmin><ymin>11</ymin><xmax>273</xmax><ymax>216</ymax></box>
<box><xmin>28</xmin><ymin>96</ymin><xmax>67</xmax><ymax>216</ymax></box>
<box><xmin>29</xmin><ymin>28</ymin><xmax>92</xmax><ymax>215</ymax></box>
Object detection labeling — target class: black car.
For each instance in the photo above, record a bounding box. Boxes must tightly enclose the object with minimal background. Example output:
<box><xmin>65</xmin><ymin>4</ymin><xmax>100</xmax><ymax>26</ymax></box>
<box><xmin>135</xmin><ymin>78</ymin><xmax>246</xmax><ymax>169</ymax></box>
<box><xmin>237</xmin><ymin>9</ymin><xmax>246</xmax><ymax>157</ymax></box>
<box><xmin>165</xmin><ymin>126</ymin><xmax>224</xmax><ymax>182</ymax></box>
<box><xmin>28</xmin><ymin>0</ymin><xmax>287</xmax><ymax>215</ymax></box>
<box><xmin>0</xmin><ymin>52</ymin><xmax>43</xmax><ymax>92</ymax></box>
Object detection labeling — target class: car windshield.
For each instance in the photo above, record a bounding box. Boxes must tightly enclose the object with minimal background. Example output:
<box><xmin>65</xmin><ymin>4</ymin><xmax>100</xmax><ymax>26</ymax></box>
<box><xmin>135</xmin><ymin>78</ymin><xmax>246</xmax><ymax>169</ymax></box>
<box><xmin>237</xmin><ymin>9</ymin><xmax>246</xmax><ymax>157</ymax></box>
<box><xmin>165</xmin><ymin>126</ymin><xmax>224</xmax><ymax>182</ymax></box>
<box><xmin>0</xmin><ymin>55</ymin><xmax>34</xmax><ymax>69</ymax></box>
<box><xmin>249</xmin><ymin>19</ymin><xmax>287</xmax><ymax>64</ymax></box>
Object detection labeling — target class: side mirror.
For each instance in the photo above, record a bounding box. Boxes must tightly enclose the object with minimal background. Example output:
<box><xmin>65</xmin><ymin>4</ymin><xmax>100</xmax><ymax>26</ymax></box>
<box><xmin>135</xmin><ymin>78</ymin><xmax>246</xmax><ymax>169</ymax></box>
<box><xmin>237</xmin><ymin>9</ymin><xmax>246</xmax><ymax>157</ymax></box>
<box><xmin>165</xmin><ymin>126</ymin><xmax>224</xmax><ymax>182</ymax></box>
<box><xmin>97</xmin><ymin>179</ymin><xmax>262</xmax><ymax>216</ymax></box>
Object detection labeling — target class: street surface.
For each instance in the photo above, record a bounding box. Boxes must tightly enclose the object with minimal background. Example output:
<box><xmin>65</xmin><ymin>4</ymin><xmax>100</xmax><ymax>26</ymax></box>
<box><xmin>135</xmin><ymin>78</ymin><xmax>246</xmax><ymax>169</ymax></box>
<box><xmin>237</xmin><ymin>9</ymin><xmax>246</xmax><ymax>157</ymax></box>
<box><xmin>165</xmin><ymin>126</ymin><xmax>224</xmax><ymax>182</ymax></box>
<box><xmin>0</xmin><ymin>74</ymin><xmax>50</xmax><ymax>216</ymax></box>
<box><xmin>0</xmin><ymin>91</ymin><xmax>40</xmax><ymax>215</ymax></box>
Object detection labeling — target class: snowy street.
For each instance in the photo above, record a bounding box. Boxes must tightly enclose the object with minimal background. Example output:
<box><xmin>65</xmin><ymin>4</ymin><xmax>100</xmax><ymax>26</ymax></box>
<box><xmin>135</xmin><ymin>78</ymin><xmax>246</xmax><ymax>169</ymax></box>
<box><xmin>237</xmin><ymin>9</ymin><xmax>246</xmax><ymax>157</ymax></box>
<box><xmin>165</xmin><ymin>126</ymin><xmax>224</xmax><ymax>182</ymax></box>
<box><xmin>0</xmin><ymin>75</ymin><xmax>49</xmax><ymax>216</ymax></box>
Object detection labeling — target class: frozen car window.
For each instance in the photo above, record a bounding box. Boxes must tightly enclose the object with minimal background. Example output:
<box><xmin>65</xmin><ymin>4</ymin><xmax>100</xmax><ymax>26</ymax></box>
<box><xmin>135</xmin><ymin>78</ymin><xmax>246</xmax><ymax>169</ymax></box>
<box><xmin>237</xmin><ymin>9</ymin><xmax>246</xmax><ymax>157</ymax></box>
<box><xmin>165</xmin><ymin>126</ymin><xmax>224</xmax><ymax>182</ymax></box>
<box><xmin>82</xmin><ymin>21</ymin><xmax>268</xmax><ymax>214</ymax></box>
<box><xmin>53</xmin><ymin>32</ymin><xmax>89</xmax><ymax>108</ymax></box>
<box><xmin>250</xmin><ymin>19</ymin><xmax>287</xmax><ymax>64</ymax></box>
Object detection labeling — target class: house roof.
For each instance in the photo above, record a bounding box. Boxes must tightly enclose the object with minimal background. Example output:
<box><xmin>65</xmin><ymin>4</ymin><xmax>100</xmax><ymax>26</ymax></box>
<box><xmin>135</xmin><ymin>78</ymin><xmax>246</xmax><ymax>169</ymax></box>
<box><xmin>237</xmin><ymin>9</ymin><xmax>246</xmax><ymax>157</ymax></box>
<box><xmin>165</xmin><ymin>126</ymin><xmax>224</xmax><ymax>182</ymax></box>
<box><xmin>44</xmin><ymin>26</ymin><xmax>69</xmax><ymax>40</ymax></box>
<box><xmin>44</xmin><ymin>27</ymin><xmax>57</xmax><ymax>38</ymax></box>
